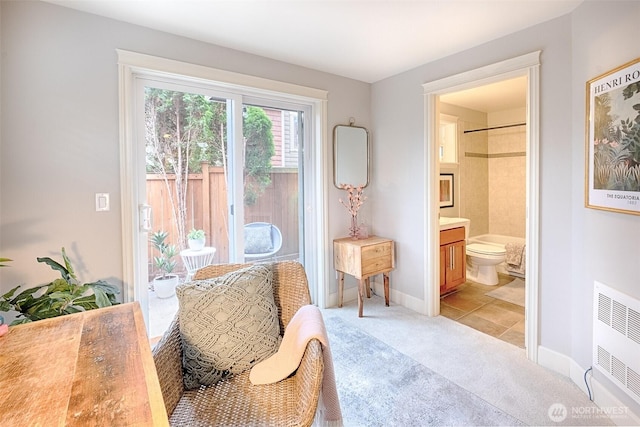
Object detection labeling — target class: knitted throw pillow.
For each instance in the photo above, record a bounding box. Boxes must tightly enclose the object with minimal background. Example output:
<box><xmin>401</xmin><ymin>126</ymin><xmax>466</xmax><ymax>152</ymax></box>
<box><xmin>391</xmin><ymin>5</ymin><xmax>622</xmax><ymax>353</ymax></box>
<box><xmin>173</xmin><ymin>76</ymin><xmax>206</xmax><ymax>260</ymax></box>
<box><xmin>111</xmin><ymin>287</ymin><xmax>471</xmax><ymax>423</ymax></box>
<box><xmin>176</xmin><ymin>264</ymin><xmax>281</xmax><ymax>389</ymax></box>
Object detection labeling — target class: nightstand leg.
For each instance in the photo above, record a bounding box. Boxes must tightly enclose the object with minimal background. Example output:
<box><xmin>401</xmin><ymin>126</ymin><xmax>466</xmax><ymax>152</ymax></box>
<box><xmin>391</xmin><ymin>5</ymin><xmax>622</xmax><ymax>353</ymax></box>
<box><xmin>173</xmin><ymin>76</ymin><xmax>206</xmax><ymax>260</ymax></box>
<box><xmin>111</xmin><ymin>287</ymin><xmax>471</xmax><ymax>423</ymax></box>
<box><xmin>338</xmin><ymin>272</ymin><xmax>344</xmax><ymax>308</ymax></box>
<box><xmin>358</xmin><ymin>279</ymin><xmax>364</xmax><ymax>317</ymax></box>
<box><xmin>365</xmin><ymin>277</ymin><xmax>371</xmax><ymax>298</ymax></box>
<box><xmin>383</xmin><ymin>273</ymin><xmax>390</xmax><ymax>306</ymax></box>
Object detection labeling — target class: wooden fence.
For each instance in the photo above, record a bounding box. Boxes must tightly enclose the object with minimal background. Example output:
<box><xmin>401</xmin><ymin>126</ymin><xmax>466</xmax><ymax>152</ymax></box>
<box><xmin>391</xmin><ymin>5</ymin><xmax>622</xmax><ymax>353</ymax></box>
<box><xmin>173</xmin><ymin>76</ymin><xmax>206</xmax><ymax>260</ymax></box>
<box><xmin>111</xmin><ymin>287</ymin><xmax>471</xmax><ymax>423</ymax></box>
<box><xmin>147</xmin><ymin>163</ymin><xmax>299</xmax><ymax>275</ymax></box>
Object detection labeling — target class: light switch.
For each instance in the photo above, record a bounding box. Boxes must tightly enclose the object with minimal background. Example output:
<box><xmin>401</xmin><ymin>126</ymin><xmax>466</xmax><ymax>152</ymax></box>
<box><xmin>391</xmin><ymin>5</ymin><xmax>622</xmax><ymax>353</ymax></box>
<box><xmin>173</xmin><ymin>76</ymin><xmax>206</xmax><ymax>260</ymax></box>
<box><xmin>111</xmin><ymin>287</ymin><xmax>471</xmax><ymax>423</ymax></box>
<box><xmin>96</xmin><ymin>193</ymin><xmax>110</xmax><ymax>212</ymax></box>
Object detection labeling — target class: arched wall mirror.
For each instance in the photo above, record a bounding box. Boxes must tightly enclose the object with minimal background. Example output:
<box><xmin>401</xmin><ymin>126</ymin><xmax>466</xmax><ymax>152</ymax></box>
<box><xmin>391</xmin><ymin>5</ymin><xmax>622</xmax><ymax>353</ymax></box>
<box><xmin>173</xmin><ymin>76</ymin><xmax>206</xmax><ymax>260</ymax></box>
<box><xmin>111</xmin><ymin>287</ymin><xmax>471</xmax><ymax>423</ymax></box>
<box><xmin>333</xmin><ymin>124</ymin><xmax>370</xmax><ymax>188</ymax></box>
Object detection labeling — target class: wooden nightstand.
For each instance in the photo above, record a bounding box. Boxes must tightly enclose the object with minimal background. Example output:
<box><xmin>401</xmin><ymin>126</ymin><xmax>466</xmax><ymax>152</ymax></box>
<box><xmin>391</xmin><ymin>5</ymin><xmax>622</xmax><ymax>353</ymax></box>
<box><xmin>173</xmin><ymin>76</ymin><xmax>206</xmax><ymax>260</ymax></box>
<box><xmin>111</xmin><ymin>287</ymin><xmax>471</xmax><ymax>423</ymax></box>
<box><xmin>333</xmin><ymin>236</ymin><xmax>395</xmax><ymax>317</ymax></box>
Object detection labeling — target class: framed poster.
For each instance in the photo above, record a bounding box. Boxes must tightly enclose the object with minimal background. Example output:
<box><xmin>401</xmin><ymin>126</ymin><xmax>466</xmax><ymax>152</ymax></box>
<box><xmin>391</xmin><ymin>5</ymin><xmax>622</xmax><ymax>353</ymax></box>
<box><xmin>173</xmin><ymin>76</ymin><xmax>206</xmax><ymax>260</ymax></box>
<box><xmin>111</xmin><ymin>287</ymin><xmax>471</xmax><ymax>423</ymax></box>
<box><xmin>585</xmin><ymin>57</ymin><xmax>640</xmax><ymax>215</ymax></box>
<box><xmin>439</xmin><ymin>173</ymin><xmax>454</xmax><ymax>208</ymax></box>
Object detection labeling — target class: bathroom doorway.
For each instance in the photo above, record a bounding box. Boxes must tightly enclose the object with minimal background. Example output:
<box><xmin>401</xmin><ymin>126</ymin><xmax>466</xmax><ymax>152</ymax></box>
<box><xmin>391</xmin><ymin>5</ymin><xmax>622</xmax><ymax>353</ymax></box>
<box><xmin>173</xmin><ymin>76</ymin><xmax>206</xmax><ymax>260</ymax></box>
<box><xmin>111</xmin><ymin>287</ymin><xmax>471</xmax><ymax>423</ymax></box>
<box><xmin>422</xmin><ymin>52</ymin><xmax>541</xmax><ymax>362</ymax></box>
<box><xmin>438</xmin><ymin>76</ymin><xmax>528</xmax><ymax>348</ymax></box>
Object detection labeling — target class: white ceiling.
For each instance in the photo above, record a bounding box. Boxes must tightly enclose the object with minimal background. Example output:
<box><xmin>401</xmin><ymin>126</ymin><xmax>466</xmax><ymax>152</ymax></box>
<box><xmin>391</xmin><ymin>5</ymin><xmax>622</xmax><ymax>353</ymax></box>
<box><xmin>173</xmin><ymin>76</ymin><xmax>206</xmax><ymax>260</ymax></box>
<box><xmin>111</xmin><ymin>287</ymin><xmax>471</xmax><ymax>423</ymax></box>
<box><xmin>46</xmin><ymin>0</ymin><xmax>582</xmax><ymax>85</ymax></box>
<box><xmin>440</xmin><ymin>75</ymin><xmax>528</xmax><ymax>113</ymax></box>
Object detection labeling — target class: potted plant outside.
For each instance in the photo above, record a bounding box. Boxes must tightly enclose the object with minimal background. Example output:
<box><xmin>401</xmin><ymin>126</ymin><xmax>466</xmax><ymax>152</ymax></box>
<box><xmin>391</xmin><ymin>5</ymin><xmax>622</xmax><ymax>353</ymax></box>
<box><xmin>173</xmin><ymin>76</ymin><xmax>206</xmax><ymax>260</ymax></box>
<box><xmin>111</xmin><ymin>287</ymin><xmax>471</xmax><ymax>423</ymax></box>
<box><xmin>187</xmin><ymin>228</ymin><xmax>206</xmax><ymax>251</ymax></box>
<box><xmin>150</xmin><ymin>231</ymin><xmax>179</xmax><ymax>298</ymax></box>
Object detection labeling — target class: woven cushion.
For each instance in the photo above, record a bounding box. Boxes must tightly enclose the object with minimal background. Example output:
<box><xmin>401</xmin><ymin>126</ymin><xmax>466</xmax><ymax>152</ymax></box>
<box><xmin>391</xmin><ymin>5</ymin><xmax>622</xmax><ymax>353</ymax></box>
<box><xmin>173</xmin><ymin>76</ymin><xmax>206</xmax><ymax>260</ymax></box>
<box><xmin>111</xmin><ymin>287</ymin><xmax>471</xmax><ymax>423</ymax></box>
<box><xmin>244</xmin><ymin>224</ymin><xmax>273</xmax><ymax>254</ymax></box>
<box><xmin>176</xmin><ymin>264</ymin><xmax>281</xmax><ymax>389</ymax></box>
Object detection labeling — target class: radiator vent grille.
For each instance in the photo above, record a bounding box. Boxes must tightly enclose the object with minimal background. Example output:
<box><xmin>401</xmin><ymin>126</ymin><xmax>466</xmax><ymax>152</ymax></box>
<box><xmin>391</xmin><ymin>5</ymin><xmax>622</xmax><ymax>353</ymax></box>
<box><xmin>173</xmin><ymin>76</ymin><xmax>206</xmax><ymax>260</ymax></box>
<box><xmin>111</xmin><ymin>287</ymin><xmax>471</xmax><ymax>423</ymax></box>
<box><xmin>629</xmin><ymin>368</ymin><xmax>640</xmax><ymax>400</ymax></box>
<box><xmin>597</xmin><ymin>346</ymin><xmax>610</xmax><ymax>372</ymax></box>
<box><xmin>593</xmin><ymin>281</ymin><xmax>640</xmax><ymax>406</ymax></box>
<box><xmin>598</xmin><ymin>294</ymin><xmax>611</xmax><ymax>325</ymax></box>
<box><xmin>612</xmin><ymin>355</ymin><xmax>626</xmax><ymax>384</ymax></box>
<box><xmin>612</xmin><ymin>300</ymin><xmax>626</xmax><ymax>335</ymax></box>
<box><xmin>629</xmin><ymin>309</ymin><xmax>640</xmax><ymax>345</ymax></box>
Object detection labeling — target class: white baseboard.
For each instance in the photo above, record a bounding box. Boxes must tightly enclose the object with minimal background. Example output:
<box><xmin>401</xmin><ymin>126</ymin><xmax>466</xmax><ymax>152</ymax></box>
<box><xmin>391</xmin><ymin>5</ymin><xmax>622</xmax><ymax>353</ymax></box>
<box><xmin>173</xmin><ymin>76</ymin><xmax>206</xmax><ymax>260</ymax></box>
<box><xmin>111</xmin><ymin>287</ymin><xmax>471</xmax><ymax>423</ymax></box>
<box><xmin>538</xmin><ymin>345</ymin><xmax>640</xmax><ymax>426</ymax></box>
<box><xmin>538</xmin><ymin>345</ymin><xmax>572</xmax><ymax>377</ymax></box>
<box><xmin>371</xmin><ymin>278</ymin><xmax>425</xmax><ymax>313</ymax></box>
<box><xmin>325</xmin><ymin>278</ymin><xmax>425</xmax><ymax>314</ymax></box>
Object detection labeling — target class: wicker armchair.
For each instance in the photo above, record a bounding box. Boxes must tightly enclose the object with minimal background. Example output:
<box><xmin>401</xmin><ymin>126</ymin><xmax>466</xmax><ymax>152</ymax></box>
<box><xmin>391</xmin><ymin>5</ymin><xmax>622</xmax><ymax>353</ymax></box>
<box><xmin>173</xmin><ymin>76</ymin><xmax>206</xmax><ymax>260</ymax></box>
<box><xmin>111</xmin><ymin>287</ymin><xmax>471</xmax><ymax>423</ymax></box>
<box><xmin>152</xmin><ymin>261</ymin><xmax>324</xmax><ymax>427</ymax></box>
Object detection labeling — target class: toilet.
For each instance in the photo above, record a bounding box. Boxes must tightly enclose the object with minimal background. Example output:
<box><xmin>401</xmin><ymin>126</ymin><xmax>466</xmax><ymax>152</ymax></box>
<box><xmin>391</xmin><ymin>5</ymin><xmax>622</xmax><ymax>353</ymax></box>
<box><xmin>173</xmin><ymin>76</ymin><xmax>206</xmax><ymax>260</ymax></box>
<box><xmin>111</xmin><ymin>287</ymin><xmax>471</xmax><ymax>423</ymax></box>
<box><xmin>466</xmin><ymin>242</ymin><xmax>506</xmax><ymax>286</ymax></box>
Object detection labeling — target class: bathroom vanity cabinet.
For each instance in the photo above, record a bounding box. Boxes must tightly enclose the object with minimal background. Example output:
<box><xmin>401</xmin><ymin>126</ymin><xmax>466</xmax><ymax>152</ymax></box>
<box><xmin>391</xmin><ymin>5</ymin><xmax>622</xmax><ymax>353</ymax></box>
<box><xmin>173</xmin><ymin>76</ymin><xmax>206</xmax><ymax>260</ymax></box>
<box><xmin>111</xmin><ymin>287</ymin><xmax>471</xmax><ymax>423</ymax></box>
<box><xmin>440</xmin><ymin>226</ymin><xmax>466</xmax><ymax>294</ymax></box>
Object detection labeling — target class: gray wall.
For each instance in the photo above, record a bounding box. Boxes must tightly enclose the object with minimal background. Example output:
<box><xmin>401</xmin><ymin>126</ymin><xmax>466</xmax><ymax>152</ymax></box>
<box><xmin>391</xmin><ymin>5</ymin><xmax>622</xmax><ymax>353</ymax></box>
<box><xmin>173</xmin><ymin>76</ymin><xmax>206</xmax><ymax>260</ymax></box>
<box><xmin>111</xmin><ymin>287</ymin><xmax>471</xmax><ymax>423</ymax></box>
<box><xmin>0</xmin><ymin>1</ymin><xmax>370</xmax><ymax>295</ymax></box>
<box><xmin>371</xmin><ymin>0</ymin><xmax>639</xmax><ymax>412</ymax></box>
<box><xmin>2</xmin><ymin>0</ymin><xmax>639</xmax><ymax>413</ymax></box>
<box><xmin>570</xmin><ymin>0</ymin><xmax>640</xmax><ymax>410</ymax></box>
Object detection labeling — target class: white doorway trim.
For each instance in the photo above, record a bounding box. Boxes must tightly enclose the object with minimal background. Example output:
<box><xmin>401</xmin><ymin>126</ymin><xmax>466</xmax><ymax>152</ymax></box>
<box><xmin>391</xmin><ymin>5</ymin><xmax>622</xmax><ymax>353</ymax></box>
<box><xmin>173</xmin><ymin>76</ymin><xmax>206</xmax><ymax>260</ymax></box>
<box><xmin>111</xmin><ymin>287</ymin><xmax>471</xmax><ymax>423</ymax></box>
<box><xmin>422</xmin><ymin>51</ymin><xmax>541</xmax><ymax>362</ymax></box>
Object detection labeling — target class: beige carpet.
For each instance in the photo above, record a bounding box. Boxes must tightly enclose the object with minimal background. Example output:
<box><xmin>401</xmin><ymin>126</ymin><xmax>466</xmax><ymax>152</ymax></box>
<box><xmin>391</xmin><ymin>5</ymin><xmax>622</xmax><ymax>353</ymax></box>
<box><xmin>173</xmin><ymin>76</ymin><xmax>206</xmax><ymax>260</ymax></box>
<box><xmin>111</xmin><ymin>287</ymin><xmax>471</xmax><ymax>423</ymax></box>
<box><xmin>485</xmin><ymin>278</ymin><xmax>525</xmax><ymax>307</ymax></box>
<box><xmin>325</xmin><ymin>315</ymin><xmax>522</xmax><ymax>426</ymax></box>
<box><xmin>321</xmin><ymin>294</ymin><xmax>620</xmax><ymax>426</ymax></box>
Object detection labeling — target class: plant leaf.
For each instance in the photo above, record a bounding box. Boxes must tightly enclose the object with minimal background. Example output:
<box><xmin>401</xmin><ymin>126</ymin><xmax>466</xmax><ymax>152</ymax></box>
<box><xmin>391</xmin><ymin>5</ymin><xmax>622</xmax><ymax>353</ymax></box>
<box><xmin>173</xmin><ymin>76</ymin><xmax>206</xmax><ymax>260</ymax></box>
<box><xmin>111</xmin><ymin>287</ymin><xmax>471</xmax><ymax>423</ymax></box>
<box><xmin>92</xmin><ymin>288</ymin><xmax>111</xmax><ymax>308</ymax></box>
<box><xmin>1</xmin><ymin>285</ymin><xmax>23</xmax><ymax>300</ymax></box>
<box><xmin>61</xmin><ymin>247</ymin><xmax>78</xmax><ymax>281</ymax></box>
<box><xmin>9</xmin><ymin>285</ymin><xmax>47</xmax><ymax>305</ymax></box>
<box><xmin>73</xmin><ymin>295</ymin><xmax>99</xmax><ymax>310</ymax></box>
<box><xmin>37</xmin><ymin>256</ymin><xmax>72</xmax><ymax>282</ymax></box>
<box><xmin>87</xmin><ymin>280</ymin><xmax>121</xmax><ymax>295</ymax></box>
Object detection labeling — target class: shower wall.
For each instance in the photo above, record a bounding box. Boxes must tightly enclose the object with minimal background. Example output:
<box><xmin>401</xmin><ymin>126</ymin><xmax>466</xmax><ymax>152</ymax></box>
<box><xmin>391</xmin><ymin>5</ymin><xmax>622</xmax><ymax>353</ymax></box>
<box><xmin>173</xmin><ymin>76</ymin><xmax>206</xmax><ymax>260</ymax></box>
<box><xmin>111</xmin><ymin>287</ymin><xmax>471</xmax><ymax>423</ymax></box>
<box><xmin>486</xmin><ymin>109</ymin><xmax>526</xmax><ymax>238</ymax></box>
<box><xmin>440</xmin><ymin>104</ymin><xmax>526</xmax><ymax>239</ymax></box>
<box><xmin>458</xmin><ymin>117</ymin><xmax>489</xmax><ymax>237</ymax></box>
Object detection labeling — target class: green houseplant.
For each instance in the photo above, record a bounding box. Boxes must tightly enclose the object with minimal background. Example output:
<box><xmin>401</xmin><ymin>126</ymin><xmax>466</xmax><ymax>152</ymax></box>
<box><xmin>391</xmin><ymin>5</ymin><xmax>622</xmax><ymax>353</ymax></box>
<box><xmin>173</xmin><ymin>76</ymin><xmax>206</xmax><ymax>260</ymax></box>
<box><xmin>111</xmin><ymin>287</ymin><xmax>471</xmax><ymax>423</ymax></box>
<box><xmin>0</xmin><ymin>248</ymin><xmax>119</xmax><ymax>326</ymax></box>
<box><xmin>187</xmin><ymin>228</ymin><xmax>206</xmax><ymax>251</ymax></box>
<box><xmin>151</xmin><ymin>230</ymin><xmax>179</xmax><ymax>298</ymax></box>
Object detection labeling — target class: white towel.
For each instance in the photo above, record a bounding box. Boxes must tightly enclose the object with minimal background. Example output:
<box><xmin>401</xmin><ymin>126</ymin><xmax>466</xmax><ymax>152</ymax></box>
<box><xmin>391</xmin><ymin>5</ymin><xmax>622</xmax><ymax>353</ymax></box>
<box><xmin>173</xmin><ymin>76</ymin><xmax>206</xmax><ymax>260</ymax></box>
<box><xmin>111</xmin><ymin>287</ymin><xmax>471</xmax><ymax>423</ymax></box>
<box><xmin>250</xmin><ymin>305</ymin><xmax>343</xmax><ymax>426</ymax></box>
<box><xmin>505</xmin><ymin>242</ymin><xmax>525</xmax><ymax>267</ymax></box>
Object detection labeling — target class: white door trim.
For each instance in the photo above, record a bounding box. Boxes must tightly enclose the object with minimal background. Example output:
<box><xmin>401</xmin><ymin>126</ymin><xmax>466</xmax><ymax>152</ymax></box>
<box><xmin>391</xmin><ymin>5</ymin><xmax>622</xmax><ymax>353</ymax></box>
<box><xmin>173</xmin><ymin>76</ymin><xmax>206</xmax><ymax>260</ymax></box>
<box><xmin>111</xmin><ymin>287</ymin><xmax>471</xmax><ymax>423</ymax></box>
<box><xmin>422</xmin><ymin>51</ymin><xmax>541</xmax><ymax>362</ymax></box>
<box><xmin>117</xmin><ymin>50</ymin><xmax>329</xmax><ymax>327</ymax></box>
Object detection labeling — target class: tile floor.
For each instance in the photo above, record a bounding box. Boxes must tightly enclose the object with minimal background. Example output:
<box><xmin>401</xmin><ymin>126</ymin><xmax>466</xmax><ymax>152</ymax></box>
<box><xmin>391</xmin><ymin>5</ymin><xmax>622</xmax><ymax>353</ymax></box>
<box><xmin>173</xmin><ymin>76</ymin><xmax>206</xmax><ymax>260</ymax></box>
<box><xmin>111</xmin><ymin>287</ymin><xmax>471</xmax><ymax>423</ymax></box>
<box><xmin>440</xmin><ymin>273</ymin><xmax>525</xmax><ymax>348</ymax></box>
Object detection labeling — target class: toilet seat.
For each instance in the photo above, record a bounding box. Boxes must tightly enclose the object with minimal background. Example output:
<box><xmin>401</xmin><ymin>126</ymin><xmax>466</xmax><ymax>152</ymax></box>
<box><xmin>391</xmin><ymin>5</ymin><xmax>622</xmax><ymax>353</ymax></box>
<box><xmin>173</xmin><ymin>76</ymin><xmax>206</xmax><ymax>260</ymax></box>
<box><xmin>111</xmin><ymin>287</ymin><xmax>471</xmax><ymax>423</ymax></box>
<box><xmin>467</xmin><ymin>243</ymin><xmax>506</xmax><ymax>256</ymax></box>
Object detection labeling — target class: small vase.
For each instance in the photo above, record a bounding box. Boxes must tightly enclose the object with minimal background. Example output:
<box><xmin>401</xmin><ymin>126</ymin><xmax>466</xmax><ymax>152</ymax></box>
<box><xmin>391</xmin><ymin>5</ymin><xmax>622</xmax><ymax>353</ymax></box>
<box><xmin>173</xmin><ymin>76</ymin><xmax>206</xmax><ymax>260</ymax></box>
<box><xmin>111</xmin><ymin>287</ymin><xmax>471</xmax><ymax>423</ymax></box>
<box><xmin>349</xmin><ymin>215</ymin><xmax>359</xmax><ymax>240</ymax></box>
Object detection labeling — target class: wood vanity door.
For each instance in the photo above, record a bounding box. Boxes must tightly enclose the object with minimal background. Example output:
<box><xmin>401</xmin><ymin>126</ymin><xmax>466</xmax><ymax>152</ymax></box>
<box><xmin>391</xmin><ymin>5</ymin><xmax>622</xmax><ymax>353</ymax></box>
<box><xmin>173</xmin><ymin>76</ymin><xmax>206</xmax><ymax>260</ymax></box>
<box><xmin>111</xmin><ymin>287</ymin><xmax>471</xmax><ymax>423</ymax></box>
<box><xmin>440</xmin><ymin>227</ymin><xmax>466</xmax><ymax>294</ymax></box>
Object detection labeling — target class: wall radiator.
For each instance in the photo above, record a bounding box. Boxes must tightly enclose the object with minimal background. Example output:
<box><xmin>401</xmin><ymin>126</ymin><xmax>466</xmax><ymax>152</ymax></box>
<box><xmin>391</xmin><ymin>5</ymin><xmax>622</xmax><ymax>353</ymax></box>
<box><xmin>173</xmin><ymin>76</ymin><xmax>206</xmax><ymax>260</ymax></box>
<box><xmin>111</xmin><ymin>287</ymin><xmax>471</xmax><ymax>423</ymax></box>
<box><xmin>593</xmin><ymin>281</ymin><xmax>640</xmax><ymax>405</ymax></box>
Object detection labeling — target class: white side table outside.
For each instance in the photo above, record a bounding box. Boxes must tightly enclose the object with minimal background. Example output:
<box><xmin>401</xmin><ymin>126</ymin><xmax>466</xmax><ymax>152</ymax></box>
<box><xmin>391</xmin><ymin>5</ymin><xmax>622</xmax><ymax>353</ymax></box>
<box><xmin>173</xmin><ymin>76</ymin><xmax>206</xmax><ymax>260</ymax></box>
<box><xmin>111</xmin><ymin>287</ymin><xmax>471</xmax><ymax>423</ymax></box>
<box><xmin>180</xmin><ymin>247</ymin><xmax>216</xmax><ymax>281</ymax></box>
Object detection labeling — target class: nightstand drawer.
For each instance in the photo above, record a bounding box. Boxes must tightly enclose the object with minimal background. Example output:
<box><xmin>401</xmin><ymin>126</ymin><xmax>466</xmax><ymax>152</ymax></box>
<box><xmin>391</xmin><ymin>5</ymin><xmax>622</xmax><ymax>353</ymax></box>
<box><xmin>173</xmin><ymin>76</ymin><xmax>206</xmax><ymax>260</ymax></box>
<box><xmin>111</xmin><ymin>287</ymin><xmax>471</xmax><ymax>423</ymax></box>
<box><xmin>334</xmin><ymin>236</ymin><xmax>395</xmax><ymax>279</ymax></box>
<box><xmin>361</xmin><ymin>242</ymin><xmax>393</xmax><ymax>275</ymax></box>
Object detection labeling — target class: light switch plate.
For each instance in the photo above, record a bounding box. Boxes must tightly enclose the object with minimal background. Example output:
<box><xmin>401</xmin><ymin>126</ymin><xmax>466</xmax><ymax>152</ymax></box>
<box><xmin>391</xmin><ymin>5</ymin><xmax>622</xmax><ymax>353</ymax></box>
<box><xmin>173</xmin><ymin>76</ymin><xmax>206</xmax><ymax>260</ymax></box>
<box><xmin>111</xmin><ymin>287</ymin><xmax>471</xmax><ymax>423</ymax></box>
<box><xmin>95</xmin><ymin>193</ymin><xmax>110</xmax><ymax>212</ymax></box>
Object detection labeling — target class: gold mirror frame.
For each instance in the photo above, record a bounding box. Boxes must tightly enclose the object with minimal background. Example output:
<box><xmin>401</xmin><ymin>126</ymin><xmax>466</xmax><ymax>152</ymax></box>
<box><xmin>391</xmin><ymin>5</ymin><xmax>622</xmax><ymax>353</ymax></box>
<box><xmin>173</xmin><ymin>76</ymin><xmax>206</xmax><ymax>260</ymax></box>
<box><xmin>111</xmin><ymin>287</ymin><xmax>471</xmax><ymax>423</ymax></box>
<box><xmin>333</xmin><ymin>123</ymin><xmax>370</xmax><ymax>188</ymax></box>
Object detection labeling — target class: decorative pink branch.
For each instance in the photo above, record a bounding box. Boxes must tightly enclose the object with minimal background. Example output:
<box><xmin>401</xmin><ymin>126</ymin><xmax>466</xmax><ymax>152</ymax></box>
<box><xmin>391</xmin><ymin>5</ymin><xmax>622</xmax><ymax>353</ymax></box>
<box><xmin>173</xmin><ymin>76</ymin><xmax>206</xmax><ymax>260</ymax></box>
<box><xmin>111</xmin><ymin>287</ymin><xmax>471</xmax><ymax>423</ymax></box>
<box><xmin>338</xmin><ymin>184</ymin><xmax>367</xmax><ymax>216</ymax></box>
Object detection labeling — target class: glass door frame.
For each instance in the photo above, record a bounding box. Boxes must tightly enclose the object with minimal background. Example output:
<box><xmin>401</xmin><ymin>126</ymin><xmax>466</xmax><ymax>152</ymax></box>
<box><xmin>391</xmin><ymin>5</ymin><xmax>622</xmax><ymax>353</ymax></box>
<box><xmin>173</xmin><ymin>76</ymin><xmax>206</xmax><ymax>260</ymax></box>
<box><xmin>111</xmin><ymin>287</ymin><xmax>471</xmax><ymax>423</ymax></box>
<box><xmin>117</xmin><ymin>50</ymin><xmax>329</xmax><ymax>329</ymax></box>
<box><xmin>241</xmin><ymin>97</ymin><xmax>310</xmax><ymax>266</ymax></box>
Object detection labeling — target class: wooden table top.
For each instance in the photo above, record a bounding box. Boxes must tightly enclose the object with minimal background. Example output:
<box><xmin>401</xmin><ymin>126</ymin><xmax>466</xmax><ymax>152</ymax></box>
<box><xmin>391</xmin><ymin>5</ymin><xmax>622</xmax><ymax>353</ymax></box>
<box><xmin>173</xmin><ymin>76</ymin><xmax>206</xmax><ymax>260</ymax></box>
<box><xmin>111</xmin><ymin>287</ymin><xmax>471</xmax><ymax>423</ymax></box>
<box><xmin>333</xmin><ymin>235</ymin><xmax>392</xmax><ymax>247</ymax></box>
<box><xmin>0</xmin><ymin>302</ymin><xmax>168</xmax><ymax>426</ymax></box>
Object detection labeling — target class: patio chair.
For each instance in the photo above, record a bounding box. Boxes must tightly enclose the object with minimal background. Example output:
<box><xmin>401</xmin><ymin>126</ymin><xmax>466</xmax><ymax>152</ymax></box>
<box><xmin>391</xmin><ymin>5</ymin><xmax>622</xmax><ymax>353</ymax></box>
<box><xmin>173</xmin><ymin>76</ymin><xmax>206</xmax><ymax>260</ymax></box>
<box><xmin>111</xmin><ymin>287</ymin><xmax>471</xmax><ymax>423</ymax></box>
<box><xmin>243</xmin><ymin>222</ymin><xmax>283</xmax><ymax>260</ymax></box>
<box><xmin>152</xmin><ymin>261</ymin><xmax>324</xmax><ymax>426</ymax></box>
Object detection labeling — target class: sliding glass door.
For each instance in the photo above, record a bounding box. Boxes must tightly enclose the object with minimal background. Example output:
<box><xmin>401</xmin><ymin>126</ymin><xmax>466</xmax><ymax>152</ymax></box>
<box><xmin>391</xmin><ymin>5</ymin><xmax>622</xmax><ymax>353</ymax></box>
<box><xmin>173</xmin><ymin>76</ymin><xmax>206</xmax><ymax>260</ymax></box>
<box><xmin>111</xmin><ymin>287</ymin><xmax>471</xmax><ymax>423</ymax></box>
<box><xmin>135</xmin><ymin>77</ymin><xmax>310</xmax><ymax>337</ymax></box>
